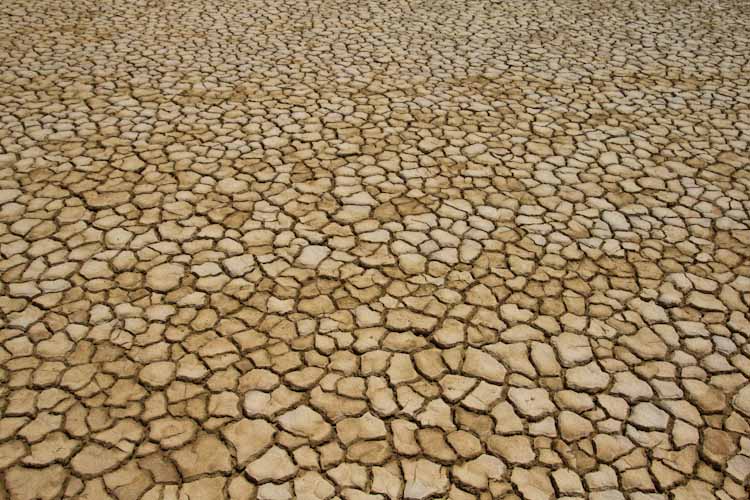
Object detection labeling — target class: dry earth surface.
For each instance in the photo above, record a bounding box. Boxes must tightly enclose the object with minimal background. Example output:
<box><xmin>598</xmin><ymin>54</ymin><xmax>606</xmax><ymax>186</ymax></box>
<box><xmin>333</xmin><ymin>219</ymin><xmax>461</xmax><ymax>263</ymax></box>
<box><xmin>1</xmin><ymin>0</ymin><xmax>750</xmax><ymax>498</ymax></box>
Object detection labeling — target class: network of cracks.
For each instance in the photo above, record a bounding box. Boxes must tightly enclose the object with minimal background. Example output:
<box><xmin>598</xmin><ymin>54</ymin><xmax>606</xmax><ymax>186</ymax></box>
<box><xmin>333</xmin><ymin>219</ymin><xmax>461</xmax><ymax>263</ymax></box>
<box><xmin>1</xmin><ymin>0</ymin><xmax>750</xmax><ymax>499</ymax></box>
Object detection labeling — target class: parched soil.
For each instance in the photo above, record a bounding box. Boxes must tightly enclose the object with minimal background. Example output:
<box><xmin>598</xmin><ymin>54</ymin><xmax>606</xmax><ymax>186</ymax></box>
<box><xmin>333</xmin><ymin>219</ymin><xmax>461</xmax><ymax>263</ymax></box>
<box><xmin>0</xmin><ymin>0</ymin><xmax>749</xmax><ymax>499</ymax></box>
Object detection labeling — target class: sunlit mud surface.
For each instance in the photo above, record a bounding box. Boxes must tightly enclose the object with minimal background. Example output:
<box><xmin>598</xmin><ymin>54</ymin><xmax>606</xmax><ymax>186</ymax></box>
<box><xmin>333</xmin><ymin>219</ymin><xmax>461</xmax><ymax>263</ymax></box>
<box><xmin>1</xmin><ymin>0</ymin><xmax>750</xmax><ymax>498</ymax></box>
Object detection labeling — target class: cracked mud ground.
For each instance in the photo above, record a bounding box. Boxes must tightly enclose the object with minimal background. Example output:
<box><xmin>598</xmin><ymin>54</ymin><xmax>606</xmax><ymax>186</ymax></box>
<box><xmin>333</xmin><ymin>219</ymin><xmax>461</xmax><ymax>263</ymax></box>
<box><xmin>1</xmin><ymin>0</ymin><xmax>750</xmax><ymax>499</ymax></box>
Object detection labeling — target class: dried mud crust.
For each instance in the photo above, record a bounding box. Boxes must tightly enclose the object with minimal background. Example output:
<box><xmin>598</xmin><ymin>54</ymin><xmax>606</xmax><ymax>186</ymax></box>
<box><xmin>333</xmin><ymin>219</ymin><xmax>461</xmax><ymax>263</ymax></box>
<box><xmin>1</xmin><ymin>0</ymin><xmax>750</xmax><ymax>498</ymax></box>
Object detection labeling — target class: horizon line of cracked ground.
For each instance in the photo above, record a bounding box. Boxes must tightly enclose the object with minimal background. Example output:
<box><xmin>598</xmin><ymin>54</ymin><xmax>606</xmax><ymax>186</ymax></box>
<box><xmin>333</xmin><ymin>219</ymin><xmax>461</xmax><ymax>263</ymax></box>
<box><xmin>0</xmin><ymin>0</ymin><xmax>750</xmax><ymax>499</ymax></box>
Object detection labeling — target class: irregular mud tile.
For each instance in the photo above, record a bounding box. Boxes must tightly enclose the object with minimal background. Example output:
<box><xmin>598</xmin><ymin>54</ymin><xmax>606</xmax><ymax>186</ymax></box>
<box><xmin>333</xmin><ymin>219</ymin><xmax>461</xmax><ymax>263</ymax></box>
<box><xmin>246</xmin><ymin>446</ymin><xmax>298</xmax><ymax>482</ymax></box>
<box><xmin>170</xmin><ymin>433</ymin><xmax>232</xmax><ymax>479</ymax></box>
<box><xmin>4</xmin><ymin>465</ymin><xmax>68</xmax><ymax>500</ymax></box>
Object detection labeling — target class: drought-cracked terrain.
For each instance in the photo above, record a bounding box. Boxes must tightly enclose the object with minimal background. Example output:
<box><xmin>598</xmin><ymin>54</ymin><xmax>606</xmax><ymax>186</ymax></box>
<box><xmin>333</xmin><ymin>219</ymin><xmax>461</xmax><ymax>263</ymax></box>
<box><xmin>1</xmin><ymin>0</ymin><xmax>750</xmax><ymax>498</ymax></box>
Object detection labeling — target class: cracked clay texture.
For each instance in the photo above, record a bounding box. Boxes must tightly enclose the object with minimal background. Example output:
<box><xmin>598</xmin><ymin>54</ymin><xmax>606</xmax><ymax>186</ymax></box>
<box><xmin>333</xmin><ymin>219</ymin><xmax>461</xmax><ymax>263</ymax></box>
<box><xmin>0</xmin><ymin>0</ymin><xmax>750</xmax><ymax>499</ymax></box>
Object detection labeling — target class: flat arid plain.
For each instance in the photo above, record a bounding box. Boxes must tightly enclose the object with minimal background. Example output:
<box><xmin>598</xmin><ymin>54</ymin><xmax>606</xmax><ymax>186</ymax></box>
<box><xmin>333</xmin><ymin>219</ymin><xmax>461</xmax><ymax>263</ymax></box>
<box><xmin>1</xmin><ymin>0</ymin><xmax>749</xmax><ymax>498</ymax></box>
